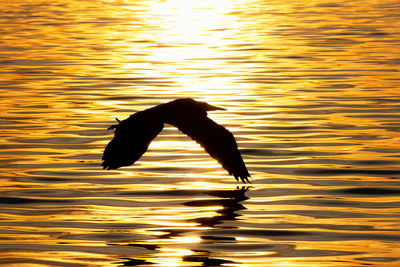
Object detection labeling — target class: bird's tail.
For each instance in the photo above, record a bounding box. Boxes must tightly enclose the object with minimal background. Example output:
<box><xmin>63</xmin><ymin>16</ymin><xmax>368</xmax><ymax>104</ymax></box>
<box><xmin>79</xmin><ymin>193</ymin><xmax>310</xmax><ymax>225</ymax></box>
<box><xmin>107</xmin><ymin>118</ymin><xmax>121</xmax><ymax>130</ymax></box>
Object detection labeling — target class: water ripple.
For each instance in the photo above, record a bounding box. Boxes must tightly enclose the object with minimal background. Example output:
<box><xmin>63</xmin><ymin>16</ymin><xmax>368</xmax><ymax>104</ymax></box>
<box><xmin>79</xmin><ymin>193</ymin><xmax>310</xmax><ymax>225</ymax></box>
<box><xmin>0</xmin><ymin>0</ymin><xmax>399</xmax><ymax>266</ymax></box>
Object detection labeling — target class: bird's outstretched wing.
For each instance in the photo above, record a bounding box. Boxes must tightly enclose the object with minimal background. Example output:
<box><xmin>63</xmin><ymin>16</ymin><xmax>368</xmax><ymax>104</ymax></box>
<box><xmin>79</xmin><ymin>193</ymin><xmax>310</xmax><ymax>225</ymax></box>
<box><xmin>102</xmin><ymin>113</ymin><xmax>163</xmax><ymax>170</ymax></box>
<box><xmin>171</xmin><ymin>116</ymin><xmax>250</xmax><ymax>183</ymax></box>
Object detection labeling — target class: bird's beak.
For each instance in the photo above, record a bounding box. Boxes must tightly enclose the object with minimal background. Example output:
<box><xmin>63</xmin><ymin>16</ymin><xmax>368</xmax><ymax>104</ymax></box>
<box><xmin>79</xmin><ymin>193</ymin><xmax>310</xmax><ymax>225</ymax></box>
<box><xmin>205</xmin><ymin>103</ymin><xmax>226</xmax><ymax>111</ymax></box>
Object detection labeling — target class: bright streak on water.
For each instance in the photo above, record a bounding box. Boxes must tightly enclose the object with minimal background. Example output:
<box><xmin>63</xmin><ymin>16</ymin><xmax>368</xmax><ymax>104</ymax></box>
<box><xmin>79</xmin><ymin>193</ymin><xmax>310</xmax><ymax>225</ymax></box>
<box><xmin>0</xmin><ymin>0</ymin><xmax>399</xmax><ymax>266</ymax></box>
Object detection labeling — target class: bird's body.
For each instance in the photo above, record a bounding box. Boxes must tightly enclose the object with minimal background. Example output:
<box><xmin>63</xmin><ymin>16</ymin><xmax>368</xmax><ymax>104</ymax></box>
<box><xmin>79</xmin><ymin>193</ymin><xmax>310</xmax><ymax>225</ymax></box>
<box><xmin>102</xmin><ymin>98</ymin><xmax>250</xmax><ymax>183</ymax></box>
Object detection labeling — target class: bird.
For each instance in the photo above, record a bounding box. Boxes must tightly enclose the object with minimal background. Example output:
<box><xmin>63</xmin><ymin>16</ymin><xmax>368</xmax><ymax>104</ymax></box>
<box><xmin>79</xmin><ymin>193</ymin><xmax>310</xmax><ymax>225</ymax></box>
<box><xmin>102</xmin><ymin>98</ymin><xmax>251</xmax><ymax>183</ymax></box>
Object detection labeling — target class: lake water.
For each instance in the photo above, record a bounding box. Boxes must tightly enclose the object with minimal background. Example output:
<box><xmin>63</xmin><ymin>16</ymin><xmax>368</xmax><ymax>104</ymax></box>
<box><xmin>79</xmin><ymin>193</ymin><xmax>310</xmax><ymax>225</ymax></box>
<box><xmin>0</xmin><ymin>0</ymin><xmax>399</xmax><ymax>266</ymax></box>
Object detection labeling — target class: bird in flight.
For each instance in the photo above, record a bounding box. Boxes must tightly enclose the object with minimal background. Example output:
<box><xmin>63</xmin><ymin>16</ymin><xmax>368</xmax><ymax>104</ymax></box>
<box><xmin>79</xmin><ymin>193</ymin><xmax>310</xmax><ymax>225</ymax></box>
<box><xmin>102</xmin><ymin>98</ymin><xmax>251</xmax><ymax>183</ymax></box>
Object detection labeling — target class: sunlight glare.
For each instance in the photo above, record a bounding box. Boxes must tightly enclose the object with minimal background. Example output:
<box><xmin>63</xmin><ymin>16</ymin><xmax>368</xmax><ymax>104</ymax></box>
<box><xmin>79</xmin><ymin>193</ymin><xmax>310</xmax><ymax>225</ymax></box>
<box><xmin>122</xmin><ymin>0</ymin><xmax>255</xmax><ymax>101</ymax></box>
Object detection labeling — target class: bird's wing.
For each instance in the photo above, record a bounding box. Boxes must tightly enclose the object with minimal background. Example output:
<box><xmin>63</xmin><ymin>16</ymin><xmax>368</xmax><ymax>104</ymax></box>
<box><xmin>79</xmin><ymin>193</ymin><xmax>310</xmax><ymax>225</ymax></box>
<box><xmin>171</xmin><ymin>116</ymin><xmax>250</xmax><ymax>183</ymax></box>
<box><xmin>102</xmin><ymin>114</ymin><xmax>163</xmax><ymax>170</ymax></box>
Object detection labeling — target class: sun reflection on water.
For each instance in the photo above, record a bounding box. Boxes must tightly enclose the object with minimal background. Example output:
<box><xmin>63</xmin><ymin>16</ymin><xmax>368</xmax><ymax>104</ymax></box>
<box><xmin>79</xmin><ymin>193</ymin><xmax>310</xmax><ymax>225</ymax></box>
<box><xmin>0</xmin><ymin>0</ymin><xmax>400</xmax><ymax>266</ymax></box>
<box><xmin>121</xmin><ymin>0</ymin><xmax>258</xmax><ymax>102</ymax></box>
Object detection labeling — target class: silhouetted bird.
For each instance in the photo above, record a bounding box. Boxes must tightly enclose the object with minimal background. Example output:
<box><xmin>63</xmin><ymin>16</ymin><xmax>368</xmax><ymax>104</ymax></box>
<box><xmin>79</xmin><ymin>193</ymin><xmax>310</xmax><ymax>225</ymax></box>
<box><xmin>102</xmin><ymin>98</ymin><xmax>250</xmax><ymax>183</ymax></box>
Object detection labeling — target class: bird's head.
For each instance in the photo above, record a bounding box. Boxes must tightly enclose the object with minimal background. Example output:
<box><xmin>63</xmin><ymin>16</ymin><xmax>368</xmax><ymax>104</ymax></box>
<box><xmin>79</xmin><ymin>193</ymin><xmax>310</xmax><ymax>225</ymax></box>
<box><xmin>197</xmin><ymin>100</ymin><xmax>226</xmax><ymax>112</ymax></box>
<box><xmin>172</xmin><ymin>98</ymin><xmax>226</xmax><ymax>112</ymax></box>
<box><xmin>158</xmin><ymin>98</ymin><xmax>226</xmax><ymax>120</ymax></box>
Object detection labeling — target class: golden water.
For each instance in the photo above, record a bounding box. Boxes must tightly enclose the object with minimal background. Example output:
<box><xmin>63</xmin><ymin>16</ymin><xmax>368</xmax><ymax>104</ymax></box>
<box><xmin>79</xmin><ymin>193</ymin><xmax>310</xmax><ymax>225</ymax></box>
<box><xmin>0</xmin><ymin>0</ymin><xmax>399</xmax><ymax>266</ymax></box>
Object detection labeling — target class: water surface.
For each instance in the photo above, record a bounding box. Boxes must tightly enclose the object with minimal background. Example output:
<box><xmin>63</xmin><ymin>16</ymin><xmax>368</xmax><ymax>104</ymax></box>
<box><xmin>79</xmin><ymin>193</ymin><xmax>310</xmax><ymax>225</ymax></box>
<box><xmin>0</xmin><ymin>0</ymin><xmax>399</xmax><ymax>266</ymax></box>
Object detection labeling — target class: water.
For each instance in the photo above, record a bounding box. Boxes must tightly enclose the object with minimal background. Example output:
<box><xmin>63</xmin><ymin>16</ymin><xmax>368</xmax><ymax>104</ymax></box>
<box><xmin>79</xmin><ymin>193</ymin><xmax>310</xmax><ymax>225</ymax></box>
<box><xmin>1</xmin><ymin>0</ymin><xmax>399</xmax><ymax>266</ymax></box>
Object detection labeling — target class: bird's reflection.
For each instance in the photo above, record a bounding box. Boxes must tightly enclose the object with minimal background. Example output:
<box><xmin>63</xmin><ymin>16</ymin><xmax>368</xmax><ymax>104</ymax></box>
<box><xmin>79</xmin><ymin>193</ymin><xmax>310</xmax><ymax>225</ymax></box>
<box><xmin>181</xmin><ymin>186</ymin><xmax>249</xmax><ymax>266</ymax></box>
<box><xmin>114</xmin><ymin>186</ymin><xmax>250</xmax><ymax>266</ymax></box>
<box><xmin>184</xmin><ymin>186</ymin><xmax>249</xmax><ymax>228</ymax></box>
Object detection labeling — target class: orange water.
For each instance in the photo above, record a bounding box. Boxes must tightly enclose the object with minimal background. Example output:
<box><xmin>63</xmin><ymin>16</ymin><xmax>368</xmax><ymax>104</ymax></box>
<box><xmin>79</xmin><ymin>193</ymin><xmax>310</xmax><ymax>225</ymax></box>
<box><xmin>0</xmin><ymin>0</ymin><xmax>399</xmax><ymax>266</ymax></box>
